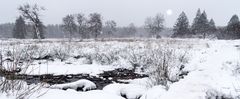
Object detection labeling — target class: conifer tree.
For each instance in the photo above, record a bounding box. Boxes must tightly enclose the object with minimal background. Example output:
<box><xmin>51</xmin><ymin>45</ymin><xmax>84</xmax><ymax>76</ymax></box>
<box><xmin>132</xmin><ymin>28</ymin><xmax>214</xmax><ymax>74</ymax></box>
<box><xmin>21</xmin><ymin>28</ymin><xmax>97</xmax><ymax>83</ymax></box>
<box><xmin>13</xmin><ymin>16</ymin><xmax>26</xmax><ymax>39</ymax></box>
<box><xmin>226</xmin><ymin>15</ymin><xmax>240</xmax><ymax>39</ymax></box>
<box><xmin>191</xmin><ymin>8</ymin><xmax>201</xmax><ymax>34</ymax></box>
<box><xmin>208</xmin><ymin>19</ymin><xmax>217</xmax><ymax>33</ymax></box>
<box><xmin>172</xmin><ymin>12</ymin><xmax>190</xmax><ymax>38</ymax></box>
<box><xmin>198</xmin><ymin>11</ymin><xmax>209</xmax><ymax>38</ymax></box>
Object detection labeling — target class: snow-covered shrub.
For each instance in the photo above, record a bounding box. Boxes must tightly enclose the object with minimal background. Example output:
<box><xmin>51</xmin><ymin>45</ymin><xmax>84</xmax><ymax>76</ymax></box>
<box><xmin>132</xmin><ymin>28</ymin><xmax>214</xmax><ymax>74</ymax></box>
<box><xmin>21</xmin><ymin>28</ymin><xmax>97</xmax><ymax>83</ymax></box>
<box><xmin>233</xmin><ymin>62</ymin><xmax>240</xmax><ymax>75</ymax></box>
<box><xmin>146</xmin><ymin>47</ymin><xmax>189</xmax><ymax>87</ymax></box>
<box><xmin>52</xmin><ymin>45</ymin><xmax>70</xmax><ymax>61</ymax></box>
<box><xmin>93</xmin><ymin>52</ymin><xmax>119</xmax><ymax>65</ymax></box>
<box><xmin>81</xmin><ymin>56</ymin><xmax>93</xmax><ymax>64</ymax></box>
<box><xmin>119</xmin><ymin>43</ymin><xmax>189</xmax><ymax>87</ymax></box>
<box><xmin>0</xmin><ymin>77</ymin><xmax>44</xmax><ymax>99</ymax></box>
<box><xmin>8</xmin><ymin>44</ymin><xmax>50</xmax><ymax>61</ymax></box>
<box><xmin>147</xmin><ymin>48</ymin><xmax>174</xmax><ymax>86</ymax></box>
<box><xmin>126</xmin><ymin>48</ymin><xmax>146</xmax><ymax>72</ymax></box>
<box><xmin>103</xmin><ymin>83</ymin><xmax>147</xmax><ymax>99</ymax></box>
<box><xmin>140</xmin><ymin>85</ymin><xmax>167</xmax><ymax>99</ymax></box>
<box><xmin>22</xmin><ymin>45</ymin><xmax>38</xmax><ymax>59</ymax></box>
<box><xmin>31</xmin><ymin>45</ymin><xmax>50</xmax><ymax>59</ymax></box>
<box><xmin>205</xmin><ymin>89</ymin><xmax>236</xmax><ymax>99</ymax></box>
<box><xmin>76</xmin><ymin>44</ymin><xmax>122</xmax><ymax>65</ymax></box>
<box><xmin>6</xmin><ymin>45</ymin><xmax>36</xmax><ymax>61</ymax></box>
<box><xmin>1</xmin><ymin>45</ymin><xmax>38</xmax><ymax>72</ymax></box>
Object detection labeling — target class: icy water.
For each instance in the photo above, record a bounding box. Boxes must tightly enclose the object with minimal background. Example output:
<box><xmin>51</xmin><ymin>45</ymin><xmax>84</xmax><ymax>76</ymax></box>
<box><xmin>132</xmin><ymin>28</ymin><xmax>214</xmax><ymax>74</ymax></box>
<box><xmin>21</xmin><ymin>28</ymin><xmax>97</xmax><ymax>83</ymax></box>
<box><xmin>0</xmin><ymin>68</ymin><xmax>147</xmax><ymax>90</ymax></box>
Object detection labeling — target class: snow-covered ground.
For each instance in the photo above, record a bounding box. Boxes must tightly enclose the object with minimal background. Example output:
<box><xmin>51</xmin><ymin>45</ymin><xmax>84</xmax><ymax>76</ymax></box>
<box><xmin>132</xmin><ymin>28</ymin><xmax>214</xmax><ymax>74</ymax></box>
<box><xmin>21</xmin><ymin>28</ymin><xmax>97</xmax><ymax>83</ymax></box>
<box><xmin>0</xmin><ymin>38</ymin><xmax>239</xmax><ymax>99</ymax></box>
<box><xmin>159</xmin><ymin>40</ymin><xmax>240</xmax><ymax>99</ymax></box>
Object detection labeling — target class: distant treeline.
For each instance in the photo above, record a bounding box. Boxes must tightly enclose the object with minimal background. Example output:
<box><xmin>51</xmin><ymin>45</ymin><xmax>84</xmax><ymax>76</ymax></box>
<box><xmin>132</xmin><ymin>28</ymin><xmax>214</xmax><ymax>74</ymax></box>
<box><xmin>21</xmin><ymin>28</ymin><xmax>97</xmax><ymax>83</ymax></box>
<box><xmin>1</xmin><ymin>4</ymin><xmax>239</xmax><ymax>39</ymax></box>
<box><xmin>0</xmin><ymin>23</ymin><xmax>172</xmax><ymax>39</ymax></box>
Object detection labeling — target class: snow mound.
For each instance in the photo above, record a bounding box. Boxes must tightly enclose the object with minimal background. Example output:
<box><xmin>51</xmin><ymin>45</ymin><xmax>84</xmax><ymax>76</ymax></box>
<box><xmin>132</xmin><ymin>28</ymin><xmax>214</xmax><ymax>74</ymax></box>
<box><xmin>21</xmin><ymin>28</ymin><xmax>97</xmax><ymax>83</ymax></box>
<box><xmin>140</xmin><ymin>85</ymin><xmax>167</xmax><ymax>99</ymax></box>
<box><xmin>51</xmin><ymin>79</ymin><xmax>96</xmax><ymax>91</ymax></box>
<box><xmin>31</xmin><ymin>89</ymin><xmax>125</xmax><ymax>99</ymax></box>
<box><xmin>120</xmin><ymin>78</ymin><xmax>151</xmax><ymax>88</ymax></box>
<box><xmin>129</xmin><ymin>78</ymin><xmax>150</xmax><ymax>85</ymax></box>
<box><xmin>103</xmin><ymin>83</ymin><xmax>147</xmax><ymax>99</ymax></box>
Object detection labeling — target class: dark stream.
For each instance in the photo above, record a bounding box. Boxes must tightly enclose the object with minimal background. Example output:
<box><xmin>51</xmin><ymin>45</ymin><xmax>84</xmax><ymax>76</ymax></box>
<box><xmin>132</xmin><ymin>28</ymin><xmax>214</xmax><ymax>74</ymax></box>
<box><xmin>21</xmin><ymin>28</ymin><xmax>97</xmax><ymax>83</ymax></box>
<box><xmin>0</xmin><ymin>68</ymin><xmax>148</xmax><ymax>90</ymax></box>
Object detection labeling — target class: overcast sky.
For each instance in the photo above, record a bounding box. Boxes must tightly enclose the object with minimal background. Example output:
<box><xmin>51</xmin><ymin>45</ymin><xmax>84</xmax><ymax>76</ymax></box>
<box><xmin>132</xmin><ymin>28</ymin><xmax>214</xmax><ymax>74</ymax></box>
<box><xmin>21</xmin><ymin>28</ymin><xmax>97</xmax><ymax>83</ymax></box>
<box><xmin>0</xmin><ymin>0</ymin><xmax>240</xmax><ymax>27</ymax></box>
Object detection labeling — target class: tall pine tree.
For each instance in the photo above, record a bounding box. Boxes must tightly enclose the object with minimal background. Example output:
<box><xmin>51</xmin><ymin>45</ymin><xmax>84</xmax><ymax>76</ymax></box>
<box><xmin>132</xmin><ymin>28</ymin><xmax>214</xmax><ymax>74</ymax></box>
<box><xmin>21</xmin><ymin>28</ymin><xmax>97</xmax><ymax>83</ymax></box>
<box><xmin>226</xmin><ymin>15</ymin><xmax>240</xmax><ymax>39</ymax></box>
<box><xmin>191</xmin><ymin>8</ymin><xmax>201</xmax><ymax>34</ymax></box>
<box><xmin>172</xmin><ymin>12</ymin><xmax>190</xmax><ymax>38</ymax></box>
<box><xmin>208</xmin><ymin>19</ymin><xmax>217</xmax><ymax>33</ymax></box>
<box><xmin>198</xmin><ymin>11</ymin><xmax>209</xmax><ymax>38</ymax></box>
<box><xmin>13</xmin><ymin>16</ymin><xmax>26</xmax><ymax>39</ymax></box>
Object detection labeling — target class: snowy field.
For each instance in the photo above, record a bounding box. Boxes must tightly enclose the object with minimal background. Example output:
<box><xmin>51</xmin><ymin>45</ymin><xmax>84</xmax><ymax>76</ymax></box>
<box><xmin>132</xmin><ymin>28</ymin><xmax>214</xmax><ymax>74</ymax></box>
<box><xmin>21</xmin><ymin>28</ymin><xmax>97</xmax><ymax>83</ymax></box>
<box><xmin>0</xmin><ymin>38</ymin><xmax>240</xmax><ymax>99</ymax></box>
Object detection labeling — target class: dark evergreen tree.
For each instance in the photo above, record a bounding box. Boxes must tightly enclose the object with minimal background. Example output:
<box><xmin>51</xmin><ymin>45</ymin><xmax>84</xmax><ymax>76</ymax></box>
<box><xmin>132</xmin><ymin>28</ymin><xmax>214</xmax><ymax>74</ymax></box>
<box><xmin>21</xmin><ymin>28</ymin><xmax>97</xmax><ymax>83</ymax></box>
<box><xmin>0</xmin><ymin>23</ymin><xmax>14</xmax><ymax>38</ymax></box>
<box><xmin>226</xmin><ymin>15</ymin><xmax>240</xmax><ymax>39</ymax></box>
<box><xmin>191</xmin><ymin>8</ymin><xmax>201</xmax><ymax>34</ymax></box>
<box><xmin>198</xmin><ymin>11</ymin><xmax>209</xmax><ymax>38</ymax></box>
<box><xmin>208</xmin><ymin>19</ymin><xmax>217</xmax><ymax>32</ymax></box>
<box><xmin>13</xmin><ymin>16</ymin><xmax>26</xmax><ymax>39</ymax></box>
<box><xmin>172</xmin><ymin>12</ymin><xmax>190</xmax><ymax>38</ymax></box>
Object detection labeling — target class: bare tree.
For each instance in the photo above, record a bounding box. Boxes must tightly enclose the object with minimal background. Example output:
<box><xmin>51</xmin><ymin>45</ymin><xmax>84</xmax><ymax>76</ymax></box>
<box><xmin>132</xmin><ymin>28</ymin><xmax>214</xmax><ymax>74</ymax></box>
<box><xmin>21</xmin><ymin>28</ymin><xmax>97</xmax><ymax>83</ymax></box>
<box><xmin>76</xmin><ymin>14</ymin><xmax>89</xmax><ymax>39</ymax></box>
<box><xmin>144</xmin><ymin>13</ymin><xmax>165</xmax><ymax>38</ymax></box>
<box><xmin>88</xmin><ymin>13</ymin><xmax>102</xmax><ymax>38</ymax></box>
<box><xmin>104</xmin><ymin>20</ymin><xmax>117</xmax><ymax>38</ymax></box>
<box><xmin>128</xmin><ymin>23</ymin><xmax>137</xmax><ymax>37</ymax></box>
<box><xmin>122</xmin><ymin>23</ymin><xmax>137</xmax><ymax>38</ymax></box>
<box><xmin>18</xmin><ymin>4</ymin><xmax>45</xmax><ymax>39</ymax></box>
<box><xmin>62</xmin><ymin>14</ymin><xmax>77</xmax><ymax>41</ymax></box>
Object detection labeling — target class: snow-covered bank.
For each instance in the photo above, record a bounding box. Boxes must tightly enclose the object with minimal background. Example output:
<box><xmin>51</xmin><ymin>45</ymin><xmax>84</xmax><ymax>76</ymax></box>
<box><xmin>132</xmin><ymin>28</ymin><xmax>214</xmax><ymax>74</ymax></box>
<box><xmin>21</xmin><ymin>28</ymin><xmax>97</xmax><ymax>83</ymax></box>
<box><xmin>158</xmin><ymin>40</ymin><xmax>240</xmax><ymax>99</ymax></box>
<box><xmin>0</xmin><ymin>39</ymin><xmax>239</xmax><ymax>99</ymax></box>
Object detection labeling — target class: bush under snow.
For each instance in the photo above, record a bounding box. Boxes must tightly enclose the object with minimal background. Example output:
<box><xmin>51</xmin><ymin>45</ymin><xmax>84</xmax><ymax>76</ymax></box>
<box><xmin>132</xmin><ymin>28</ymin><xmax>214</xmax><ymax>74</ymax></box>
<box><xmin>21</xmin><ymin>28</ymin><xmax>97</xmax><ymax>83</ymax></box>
<box><xmin>103</xmin><ymin>83</ymin><xmax>147</xmax><ymax>99</ymax></box>
<box><xmin>50</xmin><ymin>79</ymin><xmax>96</xmax><ymax>91</ymax></box>
<box><xmin>140</xmin><ymin>85</ymin><xmax>167</xmax><ymax>99</ymax></box>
